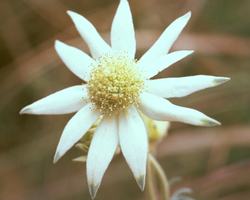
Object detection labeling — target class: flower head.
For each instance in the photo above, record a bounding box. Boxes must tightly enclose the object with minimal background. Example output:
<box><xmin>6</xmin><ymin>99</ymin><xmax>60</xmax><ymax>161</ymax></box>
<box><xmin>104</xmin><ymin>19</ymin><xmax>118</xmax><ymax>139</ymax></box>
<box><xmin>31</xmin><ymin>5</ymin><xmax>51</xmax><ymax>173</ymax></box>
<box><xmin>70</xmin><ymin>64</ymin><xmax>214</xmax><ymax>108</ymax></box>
<box><xmin>88</xmin><ymin>54</ymin><xmax>144</xmax><ymax>115</ymax></box>
<box><xmin>20</xmin><ymin>0</ymin><xmax>230</xmax><ymax>198</ymax></box>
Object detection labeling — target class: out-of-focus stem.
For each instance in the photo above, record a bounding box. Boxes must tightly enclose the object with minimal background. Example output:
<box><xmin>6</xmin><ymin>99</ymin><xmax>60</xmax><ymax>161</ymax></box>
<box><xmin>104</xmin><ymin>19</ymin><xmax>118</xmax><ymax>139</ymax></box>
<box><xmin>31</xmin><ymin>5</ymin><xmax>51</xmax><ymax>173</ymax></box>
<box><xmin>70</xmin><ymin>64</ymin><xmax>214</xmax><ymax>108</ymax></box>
<box><xmin>149</xmin><ymin>154</ymin><xmax>170</xmax><ymax>200</ymax></box>
<box><xmin>146</xmin><ymin>158</ymin><xmax>158</xmax><ymax>200</ymax></box>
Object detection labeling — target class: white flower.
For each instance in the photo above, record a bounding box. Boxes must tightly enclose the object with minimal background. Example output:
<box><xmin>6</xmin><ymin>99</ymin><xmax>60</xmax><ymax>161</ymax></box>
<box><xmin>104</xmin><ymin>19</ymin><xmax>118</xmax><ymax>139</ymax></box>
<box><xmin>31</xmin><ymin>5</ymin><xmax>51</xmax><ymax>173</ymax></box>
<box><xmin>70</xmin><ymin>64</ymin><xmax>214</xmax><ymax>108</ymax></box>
<box><xmin>20</xmin><ymin>0</ymin><xmax>229</xmax><ymax>198</ymax></box>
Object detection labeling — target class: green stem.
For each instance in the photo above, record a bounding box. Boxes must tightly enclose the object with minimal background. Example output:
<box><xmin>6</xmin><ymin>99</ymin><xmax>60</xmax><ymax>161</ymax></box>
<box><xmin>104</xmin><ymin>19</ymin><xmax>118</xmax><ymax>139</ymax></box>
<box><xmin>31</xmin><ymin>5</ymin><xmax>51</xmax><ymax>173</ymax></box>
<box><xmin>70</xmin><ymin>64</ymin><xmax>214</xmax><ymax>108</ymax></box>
<box><xmin>148</xmin><ymin>154</ymin><xmax>170</xmax><ymax>200</ymax></box>
<box><xmin>146</xmin><ymin>158</ymin><xmax>158</xmax><ymax>200</ymax></box>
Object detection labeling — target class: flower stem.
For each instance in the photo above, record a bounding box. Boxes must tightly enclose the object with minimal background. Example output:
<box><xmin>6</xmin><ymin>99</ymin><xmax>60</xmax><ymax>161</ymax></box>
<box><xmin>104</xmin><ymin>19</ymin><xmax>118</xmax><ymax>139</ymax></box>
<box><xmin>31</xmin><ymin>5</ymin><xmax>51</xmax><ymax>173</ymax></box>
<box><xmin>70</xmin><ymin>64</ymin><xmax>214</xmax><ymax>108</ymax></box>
<box><xmin>148</xmin><ymin>154</ymin><xmax>170</xmax><ymax>200</ymax></box>
<box><xmin>146</xmin><ymin>158</ymin><xmax>158</xmax><ymax>200</ymax></box>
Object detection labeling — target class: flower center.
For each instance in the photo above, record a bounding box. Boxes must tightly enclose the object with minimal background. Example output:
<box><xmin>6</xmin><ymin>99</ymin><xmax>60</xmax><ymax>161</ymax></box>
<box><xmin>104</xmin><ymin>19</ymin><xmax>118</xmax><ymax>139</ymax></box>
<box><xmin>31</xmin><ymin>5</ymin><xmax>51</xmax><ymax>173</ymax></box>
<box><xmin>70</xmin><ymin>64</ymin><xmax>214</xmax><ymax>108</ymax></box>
<box><xmin>88</xmin><ymin>54</ymin><xmax>144</xmax><ymax>115</ymax></box>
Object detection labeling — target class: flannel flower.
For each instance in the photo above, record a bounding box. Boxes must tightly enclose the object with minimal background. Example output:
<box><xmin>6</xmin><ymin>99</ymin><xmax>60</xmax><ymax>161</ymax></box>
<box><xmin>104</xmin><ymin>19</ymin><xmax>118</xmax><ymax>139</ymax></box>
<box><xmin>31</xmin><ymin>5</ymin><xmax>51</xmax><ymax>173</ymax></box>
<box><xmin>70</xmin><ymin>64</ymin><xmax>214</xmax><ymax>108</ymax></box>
<box><xmin>20</xmin><ymin>0</ymin><xmax>229</xmax><ymax>198</ymax></box>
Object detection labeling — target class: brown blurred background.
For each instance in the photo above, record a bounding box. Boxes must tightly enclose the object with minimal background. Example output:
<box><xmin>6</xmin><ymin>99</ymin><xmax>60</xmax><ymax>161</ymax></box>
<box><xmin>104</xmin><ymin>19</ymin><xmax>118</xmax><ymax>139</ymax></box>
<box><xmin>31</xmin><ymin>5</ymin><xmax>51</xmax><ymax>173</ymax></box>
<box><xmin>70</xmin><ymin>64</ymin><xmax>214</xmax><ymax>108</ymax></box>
<box><xmin>0</xmin><ymin>0</ymin><xmax>250</xmax><ymax>199</ymax></box>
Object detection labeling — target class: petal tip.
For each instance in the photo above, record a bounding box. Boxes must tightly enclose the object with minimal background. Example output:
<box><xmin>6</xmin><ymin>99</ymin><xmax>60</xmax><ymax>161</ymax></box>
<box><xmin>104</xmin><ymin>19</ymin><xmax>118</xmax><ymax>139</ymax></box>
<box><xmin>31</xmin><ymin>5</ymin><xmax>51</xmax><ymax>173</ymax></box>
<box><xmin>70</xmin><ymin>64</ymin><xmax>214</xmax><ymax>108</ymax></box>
<box><xmin>55</xmin><ymin>40</ymin><xmax>63</xmax><ymax>49</ymax></box>
<box><xmin>186</xmin><ymin>11</ymin><xmax>192</xmax><ymax>17</ymax></box>
<box><xmin>53</xmin><ymin>151</ymin><xmax>61</xmax><ymax>164</ymax></box>
<box><xmin>66</xmin><ymin>10</ymin><xmax>75</xmax><ymax>17</ymax></box>
<box><xmin>55</xmin><ymin>39</ymin><xmax>61</xmax><ymax>45</ymax></box>
<box><xmin>136</xmin><ymin>174</ymin><xmax>146</xmax><ymax>191</ymax></box>
<box><xmin>72</xmin><ymin>156</ymin><xmax>86</xmax><ymax>162</ymax></box>
<box><xmin>183</xmin><ymin>11</ymin><xmax>192</xmax><ymax>20</ymax></box>
<box><xmin>201</xmin><ymin>118</ymin><xmax>221</xmax><ymax>127</ymax></box>
<box><xmin>88</xmin><ymin>183</ymin><xmax>99</xmax><ymax>199</ymax></box>
<box><xmin>19</xmin><ymin>106</ymin><xmax>31</xmax><ymax>115</ymax></box>
<box><xmin>67</xmin><ymin>10</ymin><xmax>81</xmax><ymax>22</ymax></box>
<box><xmin>186</xmin><ymin>50</ymin><xmax>194</xmax><ymax>55</ymax></box>
<box><xmin>214</xmin><ymin>77</ymin><xmax>231</xmax><ymax>85</ymax></box>
<box><xmin>180</xmin><ymin>11</ymin><xmax>192</xmax><ymax>22</ymax></box>
<box><xmin>67</xmin><ymin>10</ymin><xmax>83</xmax><ymax>22</ymax></box>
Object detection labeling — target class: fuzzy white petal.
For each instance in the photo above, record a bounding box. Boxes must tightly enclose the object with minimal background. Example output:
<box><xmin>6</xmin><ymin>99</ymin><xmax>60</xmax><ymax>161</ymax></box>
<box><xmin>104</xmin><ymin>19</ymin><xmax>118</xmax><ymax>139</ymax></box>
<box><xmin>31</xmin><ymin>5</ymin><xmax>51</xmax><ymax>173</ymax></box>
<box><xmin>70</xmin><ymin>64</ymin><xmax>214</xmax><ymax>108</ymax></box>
<box><xmin>54</xmin><ymin>104</ymin><xmax>100</xmax><ymax>163</ymax></box>
<box><xmin>111</xmin><ymin>0</ymin><xmax>136</xmax><ymax>58</ymax></box>
<box><xmin>20</xmin><ymin>85</ymin><xmax>88</xmax><ymax>115</ymax></box>
<box><xmin>138</xmin><ymin>50</ymin><xmax>193</xmax><ymax>79</ymax></box>
<box><xmin>119</xmin><ymin>107</ymin><xmax>148</xmax><ymax>190</ymax></box>
<box><xmin>87</xmin><ymin>116</ymin><xmax>118</xmax><ymax>199</ymax></box>
<box><xmin>67</xmin><ymin>10</ymin><xmax>111</xmax><ymax>58</ymax></box>
<box><xmin>139</xmin><ymin>92</ymin><xmax>220</xmax><ymax>127</ymax></box>
<box><xmin>139</xmin><ymin>12</ymin><xmax>191</xmax><ymax>65</ymax></box>
<box><xmin>55</xmin><ymin>40</ymin><xmax>94</xmax><ymax>81</ymax></box>
<box><xmin>146</xmin><ymin>75</ymin><xmax>230</xmax><ymax>98</ymax></box>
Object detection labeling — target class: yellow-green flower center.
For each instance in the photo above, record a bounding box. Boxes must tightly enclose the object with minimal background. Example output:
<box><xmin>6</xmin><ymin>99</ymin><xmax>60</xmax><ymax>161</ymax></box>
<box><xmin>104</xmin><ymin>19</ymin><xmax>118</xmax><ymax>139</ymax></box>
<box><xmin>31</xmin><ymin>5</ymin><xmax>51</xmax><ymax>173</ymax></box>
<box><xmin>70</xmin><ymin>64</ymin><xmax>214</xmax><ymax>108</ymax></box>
<box><xmin>88</xmin><ymin>54</ymin><xmax>144</xmax><ymax>115</ymax></box>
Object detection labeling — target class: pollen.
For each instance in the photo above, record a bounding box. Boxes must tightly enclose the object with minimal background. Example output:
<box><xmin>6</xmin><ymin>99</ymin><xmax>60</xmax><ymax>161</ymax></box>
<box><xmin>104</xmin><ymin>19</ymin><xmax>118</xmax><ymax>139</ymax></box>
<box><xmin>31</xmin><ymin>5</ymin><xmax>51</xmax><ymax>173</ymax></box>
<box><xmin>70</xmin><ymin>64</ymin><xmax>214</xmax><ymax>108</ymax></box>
<box><xmin>88</xmin><ymin>54</ymin><xmax>144</xmax><ymax>115</ymax></box>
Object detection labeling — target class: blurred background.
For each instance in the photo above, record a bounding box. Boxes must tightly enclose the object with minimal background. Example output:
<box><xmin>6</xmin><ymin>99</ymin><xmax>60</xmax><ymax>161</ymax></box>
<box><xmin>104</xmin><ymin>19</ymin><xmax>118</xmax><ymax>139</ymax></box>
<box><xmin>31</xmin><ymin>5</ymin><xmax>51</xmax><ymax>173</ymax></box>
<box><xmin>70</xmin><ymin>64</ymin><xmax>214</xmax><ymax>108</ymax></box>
<box><xmin>0</xmin><ymin>0</ymin><xmax>250</xmax><ymax>199</ymax></box>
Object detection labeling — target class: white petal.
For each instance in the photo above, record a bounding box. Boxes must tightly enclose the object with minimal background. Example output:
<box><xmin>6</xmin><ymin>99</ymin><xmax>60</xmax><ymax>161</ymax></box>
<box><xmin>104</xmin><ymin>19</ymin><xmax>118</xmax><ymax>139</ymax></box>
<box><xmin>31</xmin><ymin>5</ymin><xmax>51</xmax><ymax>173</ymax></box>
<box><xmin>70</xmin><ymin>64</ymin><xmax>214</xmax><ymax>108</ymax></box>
<box><xmin>138</xmin><ymin>50</ymin><xmax>193</xmax><ymax>79</ymax></box>
<box><xmin>73</xmin><ymin>156</ymin><xmax>87</xmax><ymax>162</ymax></box>
<box><xmin>55</xmin><ymin>40</ymin><xmax>94</xmax><ymax>81</ymax></box>
<box><xmin>111</xmin><ymin>0</ymin><xmax>136</xmax><ymax>58</ymax></box>
<box><xmin>87</xmin><ymin>116</ymin><xmax>118</xmax><ymax>199</ymax></box>
<box><xmin>146</xmin><ymin>75</ymin><xmax>230</xmax><ymax>98</ymax></box>
<box><xmin>53</xmin><ymin>104</ymin><xmax>100</xmax><ymax>163</ymax></box>
<box><xmin>20</xmin><ymin>85</ymin><xmax>88</xmax><ymax>115</ymax></box>
<box><xmin>119</xmin><ymin>107</ymin><xmax>148</xmax><ymax>190</ymax></box>
<box><xmin>139</xmin><ymin>12</ymin><xmax>191</xmax><ymax>65</ymax></box>
<box><xmin>67</xmin><ymin>10</ymin><xmax>111</xmax><ymax>58</ymax></box>
<box><xmin>139</xmin><ymin>92</ymin><xmax>221</xmax><ymax>127</ymax></box>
